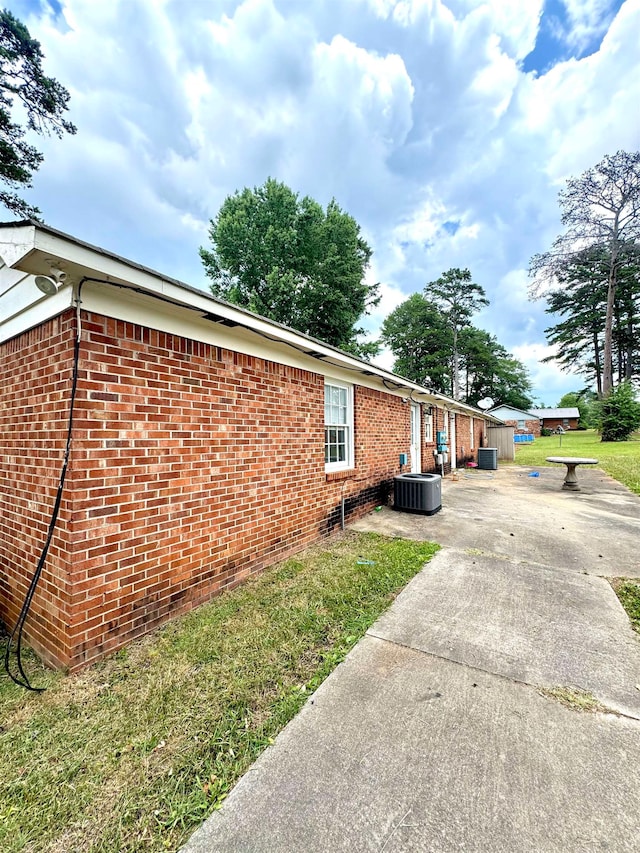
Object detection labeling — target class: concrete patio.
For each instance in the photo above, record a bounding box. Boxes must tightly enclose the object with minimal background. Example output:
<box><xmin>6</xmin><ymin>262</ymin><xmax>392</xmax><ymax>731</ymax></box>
<box><xmin>182</xmin><ymin>465</ymin><xmax>640</xmax><ymax>852</ymax></box>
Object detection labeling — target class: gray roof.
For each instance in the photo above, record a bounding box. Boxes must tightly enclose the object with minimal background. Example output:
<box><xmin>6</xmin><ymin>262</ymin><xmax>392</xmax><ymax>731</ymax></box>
<box><xmin>486</xmin><ymin>404</ymin><xmax>538</xmax><ymax>419</ymax></box>
<box><xmin>530</xmin><ymin>408</ymin><xmax>580</xmax><ymax>419</ymax></box>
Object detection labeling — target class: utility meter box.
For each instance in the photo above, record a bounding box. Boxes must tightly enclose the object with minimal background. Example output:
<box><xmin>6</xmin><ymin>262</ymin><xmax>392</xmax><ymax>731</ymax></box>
<box><xmin>436</xmin><ymin>430</ymin><xmax>448</xmax><ymax>452</ymax></box>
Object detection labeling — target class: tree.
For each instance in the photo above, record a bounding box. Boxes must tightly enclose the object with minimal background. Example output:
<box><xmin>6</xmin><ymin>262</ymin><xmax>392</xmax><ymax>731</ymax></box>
<box><xmin>598</xmin><ymin>382</ymin><xmax>640</xmax><ymax>442</ymax></box>
<box><xmin>459</xmin><ymin>326</ymin><xmax>532</xmax><ymax>410</ymax></box>
<box><xmin>380</xmin><ymin>294</ymin><xmax>532</xmax><ymax>408</ymax></box>
<box><xmin>557</xmin><ymin>390</ymin><xmax>597</xmax><ymax>429</ymax></box>
<box><xmin>542</xmin><ymin>243</ymin><xmax>640</xmax><ymax>393</ymax></box>
<box><xmin>542</xmin><ymin>247</ymin><xmax>609</xmax><ymax>394</ymax></box>
<box><xmin>425</xmin><ymin>268</ymin><xmax>489</xmax><ymax>400</ymax></box>
<box><xmin>199</xmin><ymin>178</ymin><xmax>380</xmax><ymax>357</ymax></box>
<box><xmin>0</xmin><ymin>9</ymin><xmax>76</xmax><ymax>218</ymax></box>
<box><xmin>530</xmin><ymin>150</ymin><xmax>640</xmax><ymax>396</ymax></box>
<box><xmin>380</xmin><ymin>293</ymin><xmax>452</xmax><ymax>392</ymax></box>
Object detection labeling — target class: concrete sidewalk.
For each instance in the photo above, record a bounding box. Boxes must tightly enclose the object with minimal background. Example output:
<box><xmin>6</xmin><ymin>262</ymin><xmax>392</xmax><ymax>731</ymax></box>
<box><xmin>183</xmin><ymin>466</ymin><xmax>640</xmax><ymax>852</ymax></box>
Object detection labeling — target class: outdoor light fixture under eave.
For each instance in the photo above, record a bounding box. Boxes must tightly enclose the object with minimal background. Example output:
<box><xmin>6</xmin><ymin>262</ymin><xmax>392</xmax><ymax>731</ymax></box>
<box><xmin>35</xmin><ymin>267</ymin><xmax>67</xmax><ymax>296</ymax></box>
<box><xmin>35</xmin><ymin>275</ymin><xmax>58</xmax><ymax>295</ymax></box>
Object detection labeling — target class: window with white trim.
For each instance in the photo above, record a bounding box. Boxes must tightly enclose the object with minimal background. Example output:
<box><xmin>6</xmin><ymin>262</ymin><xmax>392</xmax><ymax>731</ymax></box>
<box><xmin>324</xmin><ymin>381</ymin><xmax>354</xmax><ymax>471</ymax></box>
<box><xmin>470</xmin><ymin>416</ymin><xmax>474</xmax><ymax>450</ymax></box>
<box><xmin>425</xmin><ymin>410</ymin><xmax>433</xmax><ymax>443</ymax></box>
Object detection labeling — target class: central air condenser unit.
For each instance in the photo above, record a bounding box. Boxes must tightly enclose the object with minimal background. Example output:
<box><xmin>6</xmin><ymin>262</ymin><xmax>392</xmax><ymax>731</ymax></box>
<box><xmin>393</xmin><ymin>473</ymin><xmax>442</xmax><ymax>515</ymax></box>
<box><xmin>477</xmin><ymin>448</ymin><xmax>498</xmax><ymax>470</ymax></box>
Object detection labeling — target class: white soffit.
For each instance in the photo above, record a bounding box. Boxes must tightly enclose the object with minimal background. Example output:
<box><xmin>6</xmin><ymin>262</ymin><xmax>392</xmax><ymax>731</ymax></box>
<box><xmin>0</xmin><ymin>221</ymin><xmax>498</xmax><ymax>421</ymax></box>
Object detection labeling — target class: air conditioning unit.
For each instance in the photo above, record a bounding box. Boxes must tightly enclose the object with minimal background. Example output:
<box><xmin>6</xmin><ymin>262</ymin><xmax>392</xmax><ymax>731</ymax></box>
<box><xmin>393</xmin><ymin>473</ymin><xmax>442</xmax><ymax>515</ymax></box>
<box><xmin>477</xmin><ymin>447</ymin><xmax>498</xmax><ymax>470</ymax></box>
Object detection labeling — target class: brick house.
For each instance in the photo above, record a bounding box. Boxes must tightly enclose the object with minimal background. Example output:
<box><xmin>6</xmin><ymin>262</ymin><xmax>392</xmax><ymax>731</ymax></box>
<box><xmin>487</xmin><ymin>404</ymin><xmax>541</xmax><ymax>437</ymax></box>
<box><xmin>529</xmin><ymin>408</ymin><xmax>580</xmax><ymax>431</ymax></box>
<box><xmin>1</xmin><ymin>221</ymin><xmax>497</xmax><ymax>670</ymax></box>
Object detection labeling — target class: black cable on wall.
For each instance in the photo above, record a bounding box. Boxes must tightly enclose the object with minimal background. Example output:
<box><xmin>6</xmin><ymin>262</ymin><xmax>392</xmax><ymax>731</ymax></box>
<box><xmin>3</xmin><ymin>280</ymin><xmax>86</xmax><ymax>690</ymax></box>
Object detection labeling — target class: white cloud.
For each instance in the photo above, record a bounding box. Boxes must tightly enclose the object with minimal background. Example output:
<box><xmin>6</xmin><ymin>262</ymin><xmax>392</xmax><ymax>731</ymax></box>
<box><xmin>5</xmin><ymin>0</ymin><xmax>639</xmax><ymax>401</ymax></box>
<box><xmin>511</xmin><ymin>342</ymin><xmax>585</xmax><ymax>405</ymax></box>
<box><xmin>561</xmin><ymin>0</ymin><xmax>620</xmax><ymax>51</ymax></box>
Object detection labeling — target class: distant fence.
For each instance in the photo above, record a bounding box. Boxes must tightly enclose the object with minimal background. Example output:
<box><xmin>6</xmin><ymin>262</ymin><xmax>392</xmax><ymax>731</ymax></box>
<box><xmin>486</xmin><ymin>425</ymin><xmax>515</xmax><ymax>460</ymax></box>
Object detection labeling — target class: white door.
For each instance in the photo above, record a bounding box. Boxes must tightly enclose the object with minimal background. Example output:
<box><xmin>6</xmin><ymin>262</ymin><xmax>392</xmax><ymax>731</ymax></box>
<box><xmin>449</xmin><ymin>412</ymin><xmax>457</xmax><ymax>469</ymax></box>
<box><xmin>410</xmin><ymin>403</ymin><xmax>421</xmax><ymax>473</ymax></box>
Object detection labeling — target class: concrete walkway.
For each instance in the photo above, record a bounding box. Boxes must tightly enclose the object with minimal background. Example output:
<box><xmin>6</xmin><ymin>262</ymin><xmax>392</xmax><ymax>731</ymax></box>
<box><xmin>183</xmin><ymin>465</ymin><xmax>640</xmax><ymax>852</ymax></box>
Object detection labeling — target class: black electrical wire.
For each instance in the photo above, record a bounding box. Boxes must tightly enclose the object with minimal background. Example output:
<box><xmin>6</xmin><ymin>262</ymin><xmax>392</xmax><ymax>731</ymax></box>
<box><xmin>3</xmin><ymin>281</ymin><xmax>86</xmax><ymax>691</ymax></box>
<box><xmin>1</xmin><ymin>273</ymin><xmax>460</xmax><ymax>689</ymax></box>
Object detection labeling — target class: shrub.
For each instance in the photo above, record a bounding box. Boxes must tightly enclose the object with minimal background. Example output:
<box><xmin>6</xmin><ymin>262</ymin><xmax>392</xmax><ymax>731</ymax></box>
<box><xmin>541</xmin><ymin>427</ymin><xmax>553</xmax><ymax>437</ymax></box>
<box><xmin>598</xmin><ymin>382</ymin><xmax>640</xmax><ymax>442</ymax></box>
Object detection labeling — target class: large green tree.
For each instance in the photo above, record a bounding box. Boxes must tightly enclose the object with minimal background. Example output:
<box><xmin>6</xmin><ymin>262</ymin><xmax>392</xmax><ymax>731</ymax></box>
<box><xmin>542</xmin><ymin>243</ymin><xmax>640</xmax><ymax>394</ymax></box>
<box><xmin>380</xmin><ymin>292</ymin><xmax>532</xmax><ymax>408</ymax></box>
<box><xmin>530</xmin><ymin>150</ymin><xmax>640</xmax><ymax>396</ymax></box>
<box><xmin>459</xmin><ymin>326</ymin><xmax>533</xmax><ymax>410</ymax></box>
<box><xmin>380</xmin><ymin>293</ymin><xmax>452</xmax><ymax>391</ymax></box>
<box><xmin>0</xmin><ymin>9</ymin><xmax>76</xmax><ymax>218</ymax></box>
<box><xmin>425</xmin><ymin>267</ymin><xmax>489</xmax><ymax>400</ymax></box>
<box><xmin>200</xmin><ymin>178</ymin><xmax>380</xmax><ymax>357</ymax></box>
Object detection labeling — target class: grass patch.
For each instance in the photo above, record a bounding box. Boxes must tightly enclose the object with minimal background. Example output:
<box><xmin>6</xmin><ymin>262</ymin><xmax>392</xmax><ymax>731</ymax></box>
<box><xmin>507</xmin><ymin>430</ymin><xmax>640</xmax><ymax>495</ymax></box>
<box><xmin>538</xmin><ymin>686</ymin><xmax>614</xmax><ymax>714</ymax></box>
<box><xmin>0</xmin><ymin>531</ymin><xmax>438</xmax><ymax>853</ymax></box>
<box><xmin>610</xmin><ymin>577</ymin><xmax>640</xmax><ymax>635</ymax></box>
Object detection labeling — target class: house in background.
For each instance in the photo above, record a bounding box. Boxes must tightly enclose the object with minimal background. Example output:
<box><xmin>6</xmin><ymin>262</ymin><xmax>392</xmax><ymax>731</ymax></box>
<box><xmin>0</xmin><ymin>220</ymin><xmax>500</xmax><ymax>671</ymax></box>
<box><xmin>529</xmin><ymin>408</ymin><xmax>580</xmax><ymax>431</ymax></box>
<box><xmin>487</xmin><ymin>404</ymin><xmax>541</xmax><ymax>436</ymax></box>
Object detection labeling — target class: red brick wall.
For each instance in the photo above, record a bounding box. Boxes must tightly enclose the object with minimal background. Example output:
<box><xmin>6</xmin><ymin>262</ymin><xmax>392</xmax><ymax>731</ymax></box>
<box><xmin>503</xmin><ymin>418</ymin><xmax>541</xmax><ymax>437</ymax></box>
<box><xmin>2</xmin><ymin>310</ymin><xmax>411</xmax><ymax>670</ymax></box>
<box><xmin>541</xmin><ymin>417</ymin><xmax>578</xmax><ymax>431</ymax></box>
<box><xmin>419</xmin><ymin>409</ymin><xmax>486</xmax><ymax>472</ymax></box>
<box><xmin>0</xmin><ymin>314</ymin><xmax>76</xmax><ymax>666</ymax></box>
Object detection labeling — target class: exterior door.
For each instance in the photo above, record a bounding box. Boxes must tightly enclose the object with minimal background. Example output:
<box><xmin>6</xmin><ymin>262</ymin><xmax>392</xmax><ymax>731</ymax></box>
<box><xmin>410</xmin><ymin>403</ymin><xmax>421</xmax><ymax>473</ymax></box>
<box><xmin>449</xmin><ymin>412</ymin><xmax>457</xmax><ymax>469</ymax></box>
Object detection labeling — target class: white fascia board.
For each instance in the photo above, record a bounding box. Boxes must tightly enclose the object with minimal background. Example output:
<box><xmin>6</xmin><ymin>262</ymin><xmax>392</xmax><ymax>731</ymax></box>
<box><xmin>0</xmin><ymin>221</ymin><xmax>498</xmax><ymax>418</ymax></box>
<box><xmin>0</xmin><ymin>223</ymin><xmax>37</xmax><ymax>268</ymax></box>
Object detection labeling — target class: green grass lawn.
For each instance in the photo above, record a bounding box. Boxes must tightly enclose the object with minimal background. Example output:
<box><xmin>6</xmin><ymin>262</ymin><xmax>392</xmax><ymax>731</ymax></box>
<box><xmin>508</xmin><ymin>429</ymin><xmax>640</xmax><ymax>495</ymax></box>
<box><xmin>0</xmin><ymin>532</ymin><xmax>438</xmax><ymax>853</ymax></box>
<box><xmin>610</xmin><ymin>579</ymin><xmax>640</xmax><ymax>635</ymax></box>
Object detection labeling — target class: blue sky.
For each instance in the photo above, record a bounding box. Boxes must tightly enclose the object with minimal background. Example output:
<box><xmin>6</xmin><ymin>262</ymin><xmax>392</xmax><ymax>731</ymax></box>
<box><xmin>3</xmin><ymin>0</ymin><xmax>640</xmax><ymax>404</ymax></box>
<box><xmin>522</xmin><ymin>0</ymin><xmax>624</xmax><ymax>73</ymax></box>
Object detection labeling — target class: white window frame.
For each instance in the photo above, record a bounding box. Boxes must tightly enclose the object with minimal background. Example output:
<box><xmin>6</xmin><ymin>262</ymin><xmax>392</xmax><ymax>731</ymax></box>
<box><xmin>425</xmin><ymin>409</ymin><xmax>433</xmax><ymax>443</ymax></box>
<box><xmin>324</xmin><ymin>380</ymin><xmax>354</xmax><ymax>472</ymax></box>
<box><xmin>517</xmin><ymin>419</ymin><xmax>525</xmax><ymax>430</ymax></box>
<box><xmin>470</xmin><ymin>416</ymin><xmax>474</xmax><ymax>450</ymax></box>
